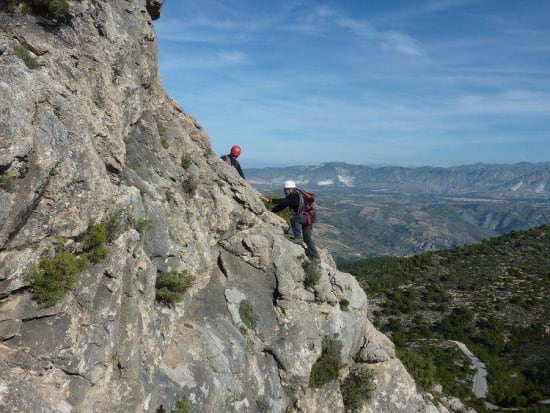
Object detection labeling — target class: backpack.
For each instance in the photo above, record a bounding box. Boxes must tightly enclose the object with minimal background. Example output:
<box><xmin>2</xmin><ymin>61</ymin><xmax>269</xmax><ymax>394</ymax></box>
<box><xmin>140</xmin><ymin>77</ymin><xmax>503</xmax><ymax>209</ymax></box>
<box><xmin>221</xmin><ymin>154</ymin><xmax>232</xmax><ymax>166</ymax></box>
<box><xmin>297</xmin><ymin>188</ymin><xmax>316</xmax><ymax>226</ymax></box>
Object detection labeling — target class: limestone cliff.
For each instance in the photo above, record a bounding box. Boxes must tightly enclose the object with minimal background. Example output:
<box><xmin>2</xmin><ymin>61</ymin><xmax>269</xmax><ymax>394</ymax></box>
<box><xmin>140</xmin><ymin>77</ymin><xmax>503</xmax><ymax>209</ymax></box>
<box><xmin>0</xmin><ymin>1</ymin><xmax>439</xmax><ymax>412</ymax></box>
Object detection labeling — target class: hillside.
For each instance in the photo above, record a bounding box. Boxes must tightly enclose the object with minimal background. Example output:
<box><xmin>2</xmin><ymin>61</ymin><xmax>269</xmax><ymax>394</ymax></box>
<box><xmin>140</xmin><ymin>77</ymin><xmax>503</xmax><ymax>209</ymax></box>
<box><xmin>339</xmin><ymin>225</ymin><xmax>550</xmax><ymax>411</ymax></box>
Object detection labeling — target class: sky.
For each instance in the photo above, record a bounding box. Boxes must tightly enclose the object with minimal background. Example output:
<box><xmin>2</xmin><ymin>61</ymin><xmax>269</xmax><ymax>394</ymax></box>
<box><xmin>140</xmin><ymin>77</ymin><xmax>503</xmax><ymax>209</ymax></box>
<box><xmin>153</xmin><ymin>0</ymin><xmax>550</xmax><ymax>168</ymax></box>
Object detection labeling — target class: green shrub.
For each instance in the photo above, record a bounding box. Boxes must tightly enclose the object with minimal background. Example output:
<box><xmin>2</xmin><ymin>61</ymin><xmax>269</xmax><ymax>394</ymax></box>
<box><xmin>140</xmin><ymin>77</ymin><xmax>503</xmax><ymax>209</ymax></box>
<box><xmin>14</xmin><ymin>45</ymin><xmax>38</xmax><ymax>69</ymax></box>
<box><xmin>106</xmin><ymin>211</ymin><xmax>154</xmax><ymax>239</ymax></box>
<box><xmin>86</xmin><ymin>243</ymin><xmax>108</xmax><ymax>264</ymax></box>
<box><xmin>171</xmin><ymin>395</ymin><xmax>190</xmax><ymax>413</ymax></box>
<box><xmin>341</xmin><ymin>367</ymin><xmax>375</xmax><ymax>412</ymax></box>
<box><xmin>106</xmin><ymin>210</ymin><xmax>128</xmax><ymax>242</ymax></box>
<box><xmin>239</xmin><ymin>300</ymin><xmax>257</xmax><ymax>329</ymax></box>
<box><xmin>156</xmin><ymin>270</ymin><xmax>194</xmax><ymax>305</ymax></box>
<box><xmin>31</xmin><ymin>249</ymin><xmax>87</xmax><ymax>307</ymax></box>
<box><xmin>339</xmin><ymin>298</ymin><xmax>350</xmax><ymax>310</ymax></box>
<box><xmin>82</xmin><ymin>220</ymin><xmax>109</xmax><ymax>263</ymax></box>
<box><xmin>18</xmin><ymin>0</ymin><xmax>69</xmax><ymax>15</ymax></box>
<box><xmin>161</xmin><ymin>137</ymin><xmax>170</xmax><ymax>149</ymax></box>
<box><xmin>396</xmin><ymin>348</ymin><xmax>436</xmax><ymax>390</ymax></box>
<box><xmin>256</xmin><ymin>398</ymin><xmax>269</xmax><ymax>413</ymax></box>
<box><xmin>309</xmin><ymin>336</ymin><xmax>342</xmax><ymax>388</ymax></box>
<box><xmin>6</xmin><ymin>0</ymin><xmax>84</xmax><ymax>16</ymax></box>
<box><xmin>303</xmin><ymin>259</ymin><xmax>321</xmax><ymax>287</ymax></box>
<box><xmin>136</xmin><ymin>219</ymin><xmax>153</xmax><ymax>234</ymax></box>
<box><xmin>180</xmin><ymin>153</ymin><xmax>192</xmax><ymax>169</ymax></box>
<box><xmin>27</xmin><ymin>217</ymin><xmax>114</xmax><ymax>307</ymax></box>
<box><xmin>46</xmin><ymin>0</ymin><xmax>69</xmax><ymax>14</ymax></box>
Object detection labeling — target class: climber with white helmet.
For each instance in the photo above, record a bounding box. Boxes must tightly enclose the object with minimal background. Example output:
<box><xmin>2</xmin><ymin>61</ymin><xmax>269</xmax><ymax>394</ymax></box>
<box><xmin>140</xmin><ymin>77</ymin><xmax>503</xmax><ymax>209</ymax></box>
<box><xmin>221</xmin><ymin>145</ymin><xmax>245</xmax><ymax>179</ymax></box>
<box><xmin>264</xmin><ymin>180</ymin><xmax>320</xmax><ymax>260</ymax></box>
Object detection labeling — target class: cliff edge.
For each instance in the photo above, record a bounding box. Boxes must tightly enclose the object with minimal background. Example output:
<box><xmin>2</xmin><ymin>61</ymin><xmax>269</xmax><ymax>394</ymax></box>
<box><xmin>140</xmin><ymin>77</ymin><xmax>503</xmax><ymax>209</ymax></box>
<box><xmin>0</xmin><ymin>1</ymin><xmax>438</xmax><ymax>411</ymax></box>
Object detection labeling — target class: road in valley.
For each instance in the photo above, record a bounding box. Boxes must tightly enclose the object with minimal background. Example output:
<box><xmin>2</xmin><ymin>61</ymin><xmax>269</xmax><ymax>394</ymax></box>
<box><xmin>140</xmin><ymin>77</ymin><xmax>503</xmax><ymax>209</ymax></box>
<box><xmin>451</xmin><ymin>340</ymin><xmax>488</xmax><ymax>398</ymax></box>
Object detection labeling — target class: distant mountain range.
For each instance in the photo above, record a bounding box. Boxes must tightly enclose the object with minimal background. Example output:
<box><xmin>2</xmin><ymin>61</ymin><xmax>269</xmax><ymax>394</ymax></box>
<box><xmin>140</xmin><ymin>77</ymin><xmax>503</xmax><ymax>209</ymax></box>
<box><xmin>246</xmin><ymin>161</ymin><xmax>550</xmax><ymax>198</ymax></box>
<box><xmin>247</xmin><ymin>162</ymin><xmax>550</xmax><ymax>258</ymax></box>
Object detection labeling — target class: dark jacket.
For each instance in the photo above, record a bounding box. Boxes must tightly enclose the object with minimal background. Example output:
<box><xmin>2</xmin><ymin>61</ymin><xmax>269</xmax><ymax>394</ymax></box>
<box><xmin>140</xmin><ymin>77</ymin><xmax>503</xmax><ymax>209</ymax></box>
<box><xmin>271</xmin><ymin>190</ymin><xmax>302</xmax><ymax>215</ymax></box>
<box><xmin>221</xmin><ymin>154</ymin><xmax>245</xmax><ymax>179</ymax></box>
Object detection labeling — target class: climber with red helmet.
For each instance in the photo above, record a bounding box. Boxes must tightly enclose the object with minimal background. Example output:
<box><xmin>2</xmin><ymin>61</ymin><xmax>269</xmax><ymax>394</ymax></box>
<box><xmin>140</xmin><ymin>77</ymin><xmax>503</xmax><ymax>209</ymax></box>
<box><xmin>221</xmin><ymin>145</ymin><xmax>245</xmax><ymax>179</ymax></box>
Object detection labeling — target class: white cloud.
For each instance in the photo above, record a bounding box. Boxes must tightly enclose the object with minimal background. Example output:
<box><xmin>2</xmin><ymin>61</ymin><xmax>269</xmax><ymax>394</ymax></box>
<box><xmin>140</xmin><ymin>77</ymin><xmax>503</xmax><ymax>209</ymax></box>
<box><xmin>379</xmin><ymin>30</ymin><xmax>424</xmax><ymax>56</ymax></box>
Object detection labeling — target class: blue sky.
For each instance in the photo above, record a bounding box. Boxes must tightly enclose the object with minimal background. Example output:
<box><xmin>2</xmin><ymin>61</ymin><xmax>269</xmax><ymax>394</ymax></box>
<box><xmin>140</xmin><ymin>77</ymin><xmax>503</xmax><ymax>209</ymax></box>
<box><xmin>153</xmin><ymin>0</ymin><xmax>550</xmax><ymax>168</ymax></box>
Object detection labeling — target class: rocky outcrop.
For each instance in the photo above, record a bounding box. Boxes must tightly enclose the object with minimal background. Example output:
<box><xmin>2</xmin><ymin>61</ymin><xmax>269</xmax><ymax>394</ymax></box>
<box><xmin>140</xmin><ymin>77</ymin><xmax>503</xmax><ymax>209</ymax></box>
<box><xmin>0</xmin><ymin>1</ymin><xmax>438</xmax><ymax>412</ymax></box>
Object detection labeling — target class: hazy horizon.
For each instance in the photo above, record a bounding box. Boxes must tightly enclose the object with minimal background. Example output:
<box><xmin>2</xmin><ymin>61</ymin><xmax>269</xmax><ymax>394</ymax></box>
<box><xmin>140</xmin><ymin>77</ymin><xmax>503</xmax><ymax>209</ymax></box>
<box><xmin>243</xmin><ymin>159</ymin><xmax>550</xmax><ymax>170</ymax></box>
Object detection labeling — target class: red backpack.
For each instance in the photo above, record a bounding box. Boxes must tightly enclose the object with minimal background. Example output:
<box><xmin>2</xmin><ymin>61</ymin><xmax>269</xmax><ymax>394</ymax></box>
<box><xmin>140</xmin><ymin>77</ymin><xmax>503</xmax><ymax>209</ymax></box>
<box><xmin>297</xmin><ymin>188</ymin><xmax>316</xmax><ymax>226</ymax></box>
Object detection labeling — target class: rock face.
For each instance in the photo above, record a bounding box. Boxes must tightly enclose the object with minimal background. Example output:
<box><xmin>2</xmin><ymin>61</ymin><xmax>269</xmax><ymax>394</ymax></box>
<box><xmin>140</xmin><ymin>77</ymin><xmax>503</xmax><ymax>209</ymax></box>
<box><xmin>0</xmin><ymin>1</ymin><xmax>438</xmax><ymax>412</ymax></box>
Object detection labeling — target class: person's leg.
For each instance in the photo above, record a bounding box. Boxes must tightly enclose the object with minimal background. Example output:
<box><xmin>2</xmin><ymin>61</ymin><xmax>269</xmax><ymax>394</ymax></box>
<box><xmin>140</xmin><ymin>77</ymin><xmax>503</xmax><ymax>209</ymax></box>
<box><xmin>302</xmin><ymin>223</ymin><xmax>320</xmax><ymax>259</ymax></box>
<box><xmin>290</xmin><ymin>215</ymin><xmax>303</xmax><ymax>241</ymax></box>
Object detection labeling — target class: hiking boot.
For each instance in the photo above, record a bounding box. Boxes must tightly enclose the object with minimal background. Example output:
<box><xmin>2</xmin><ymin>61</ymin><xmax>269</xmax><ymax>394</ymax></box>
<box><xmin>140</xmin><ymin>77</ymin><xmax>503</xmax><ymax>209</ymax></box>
<box><xmin>306</xmin><ymin>250</ymin><xmax>320</xmax><ymax>260</ymax></box>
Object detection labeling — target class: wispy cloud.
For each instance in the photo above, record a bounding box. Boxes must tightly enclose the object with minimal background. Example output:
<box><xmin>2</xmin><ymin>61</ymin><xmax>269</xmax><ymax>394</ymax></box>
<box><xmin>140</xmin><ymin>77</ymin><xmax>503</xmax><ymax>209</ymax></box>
<box><xmin>159</xmin><ymin>50</ymin><xmax>249</xmax><ymax>70</ymax></box>
<box><xmin>156</xmin><ymin>16</ymin><xmax>266</xmax><ymax>44</ymax></box>
<box><xmin>281</xmin><ymin>5</ymin><xmax>424</xmax><ymax>57</ymax></box>
<box><xmin>452</xmin><ymin>90</ymin><xmax>550</xmax><ymax>115</ymax></box>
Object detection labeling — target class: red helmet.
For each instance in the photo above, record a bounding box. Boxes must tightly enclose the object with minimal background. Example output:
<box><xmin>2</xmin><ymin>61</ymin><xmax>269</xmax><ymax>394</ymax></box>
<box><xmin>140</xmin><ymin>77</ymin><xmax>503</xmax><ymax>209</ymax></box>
<box><xmin>230</xmin><ymin>145</ymin><xmax>241</xmax><ymax>157</ymax></box>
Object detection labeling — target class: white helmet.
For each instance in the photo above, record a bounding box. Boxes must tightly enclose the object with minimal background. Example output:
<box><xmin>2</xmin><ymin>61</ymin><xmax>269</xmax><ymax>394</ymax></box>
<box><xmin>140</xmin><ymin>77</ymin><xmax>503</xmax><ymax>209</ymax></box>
<box><xmin>284</xmin><ymin>180</ymin><xmax>296</xmax><ymax>189</ymax></box>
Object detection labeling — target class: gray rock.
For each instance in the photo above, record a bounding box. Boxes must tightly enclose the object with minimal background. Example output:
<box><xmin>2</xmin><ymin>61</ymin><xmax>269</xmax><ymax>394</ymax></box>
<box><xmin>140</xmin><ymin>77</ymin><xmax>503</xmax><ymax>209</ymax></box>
<box><xmin>0</xmin><ymin>2</ymin><xmax>439</xmax><ymax>412</ymax></box>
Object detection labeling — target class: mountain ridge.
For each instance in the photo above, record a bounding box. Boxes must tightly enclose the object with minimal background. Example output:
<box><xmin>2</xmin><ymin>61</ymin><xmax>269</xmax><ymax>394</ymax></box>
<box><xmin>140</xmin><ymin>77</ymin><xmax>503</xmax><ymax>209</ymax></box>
<box><xmin>246</xmin><ymin>161</ymin><xmax>550</xmax><ymax>198</ymax></box>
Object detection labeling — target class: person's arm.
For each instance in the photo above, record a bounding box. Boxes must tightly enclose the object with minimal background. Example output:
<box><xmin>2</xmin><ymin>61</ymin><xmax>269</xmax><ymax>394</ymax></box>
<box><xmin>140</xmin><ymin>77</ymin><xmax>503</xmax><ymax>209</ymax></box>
<box><xmin>271</xmin><ymin>197</ymin><xmax>291</xmax><ymax>213</ymax></box>
<box><xmin>234</xmin><ymin>161</ymin><xmax>245</xmax><ymax>179</ymax></box>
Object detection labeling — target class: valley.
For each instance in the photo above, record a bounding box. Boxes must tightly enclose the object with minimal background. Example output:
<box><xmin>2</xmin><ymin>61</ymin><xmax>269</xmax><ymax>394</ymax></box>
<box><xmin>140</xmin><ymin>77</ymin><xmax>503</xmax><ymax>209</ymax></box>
<box><xmin>316</xmin><ymin>189</ymin><xmax>550</xmax><ymax>259</ymax></box>
<box><xmin>247</xmin><ymin>162</ymin><xmax>550</xmax><ymax>259</ymax></box>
